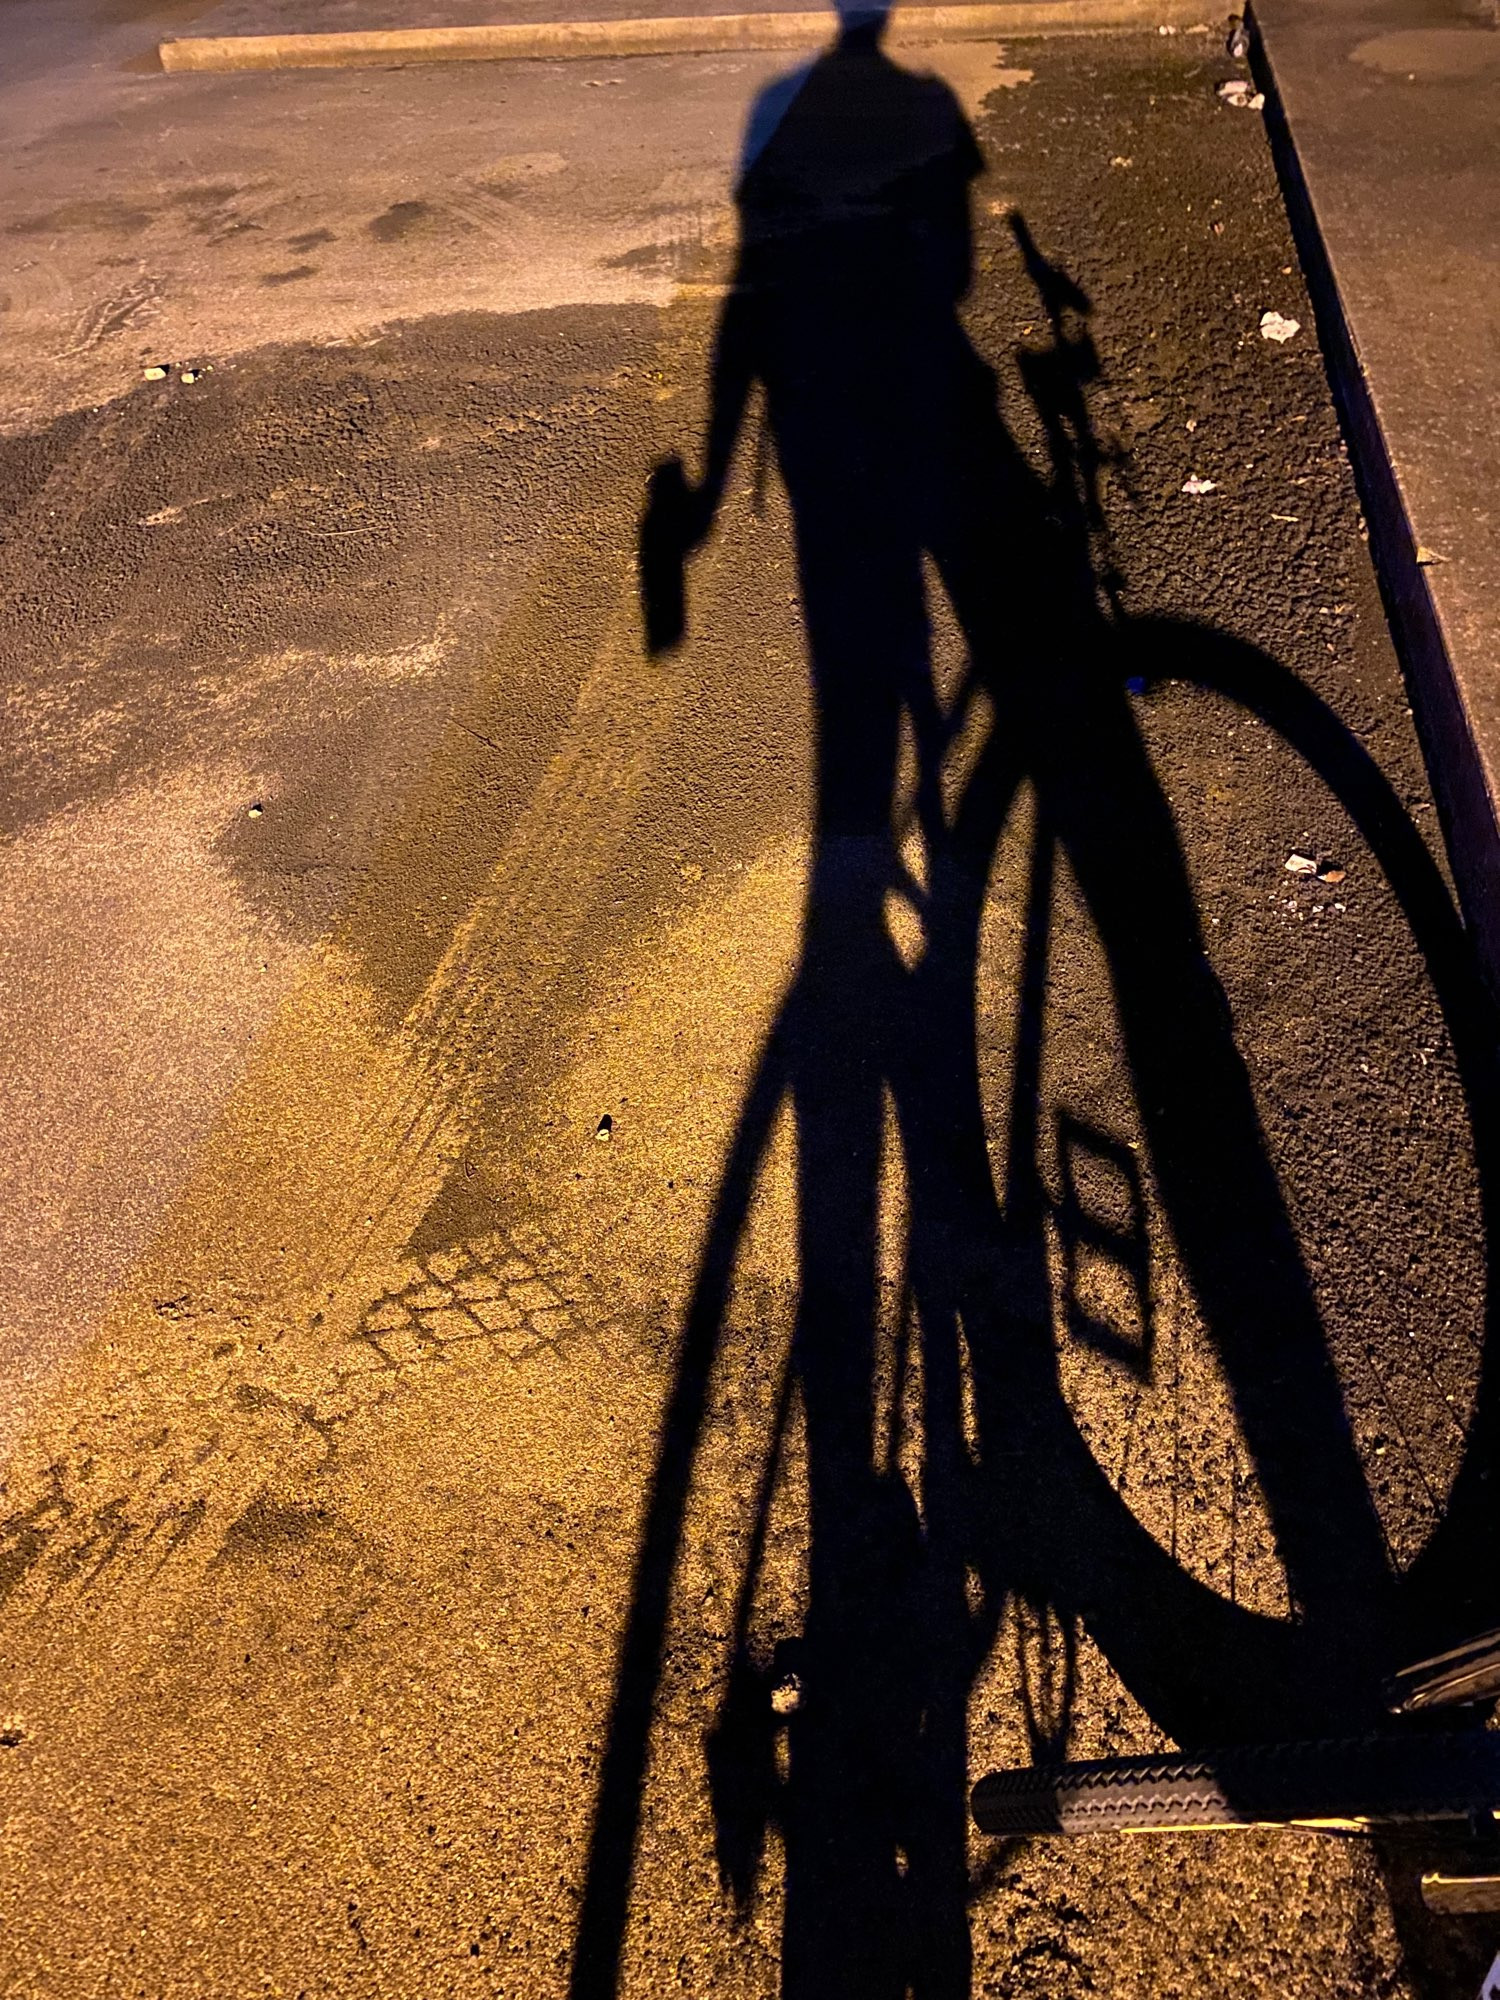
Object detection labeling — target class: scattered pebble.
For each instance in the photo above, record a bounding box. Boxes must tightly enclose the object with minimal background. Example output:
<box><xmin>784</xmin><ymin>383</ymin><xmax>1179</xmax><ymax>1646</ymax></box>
<box><xmin>247</xmin><ymin>801</ymin><xmax>263</xmax><ymax>819</ymax></box>
<box><xmin>180</xmin><ymin>370</ymin><xmax>199</xmax><ymax>384</ymax></box>
<box><xmin>595</xmin><ymin>1114</ymin><xmax>613</xmax><ymax>1142</ymax></box>
<box><xmin>1227</xmin><ymin>15</ymin><xmax>1252</xmax><ymax>59</ymax></box>
<box><xmin>1259</xmin><ymin>309</ymin><xmax>1301</xmax><ymax>343</ymax></box>
<box><xmin>143</xmin><ymin>364</ymin><xmax>169</xmax><ymax>381</ymax></box>
<box><xmin>1218</xmin><ymin>79</ymin><xmax>1265</xmax><ymax>109</ymax></box>
<box><xmin>1415</xmin><ymin>545</ymin><xmax>1445</xmax><ymax>566</ymax></box>
<box><xmin>1181</xmin><ymin>474</ymin><xmax>1218</xmax><ymax>496</ymax></box>
<box><xmin>1284</xmin><ymin>852</ymin><xmax>1318</xmax><ymax>876</ymax></box>
<box><xmin>1109</xmin><ymin>155</ymin><xmax>1134</xmax><ymax>169</ymax></box>
<box><xmin>770</xmin><ymin>1672</ymin><xmax>803</xmax><ymax>1718</ymax></box>
<box><xmin>1317</xmin><ymin>863</ymin><xmax>1347</xmax><ymax>885</ymax></box>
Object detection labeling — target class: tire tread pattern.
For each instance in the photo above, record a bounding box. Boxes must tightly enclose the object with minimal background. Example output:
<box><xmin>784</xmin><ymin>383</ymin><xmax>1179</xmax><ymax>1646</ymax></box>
<box><xmin>971</xmin><ymin>1731</ymin><xmax>1500</xmax><ymax>1835</ymax></box>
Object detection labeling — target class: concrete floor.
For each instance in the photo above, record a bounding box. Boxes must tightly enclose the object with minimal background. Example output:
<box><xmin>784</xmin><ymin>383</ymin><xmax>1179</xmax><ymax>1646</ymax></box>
<box><xmin>1</xmin><ymin>16</ymin><xmax>1496</xmax><ymax>1999</ymax></box>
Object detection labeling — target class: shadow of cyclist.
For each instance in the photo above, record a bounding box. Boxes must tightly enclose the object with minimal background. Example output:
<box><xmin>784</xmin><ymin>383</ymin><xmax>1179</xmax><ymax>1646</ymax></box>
<box><xmin>571</xmin><ymin>6</ymin><xmax>1500</xmax><ymax>1996</ymax></box>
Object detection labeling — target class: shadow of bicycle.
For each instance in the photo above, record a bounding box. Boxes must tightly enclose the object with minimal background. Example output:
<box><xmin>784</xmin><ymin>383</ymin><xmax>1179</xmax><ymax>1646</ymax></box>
<box><xmin>568</xmin><ymin>8</ymin><xmax>1500</xmax><ymax>1994</ymax></box>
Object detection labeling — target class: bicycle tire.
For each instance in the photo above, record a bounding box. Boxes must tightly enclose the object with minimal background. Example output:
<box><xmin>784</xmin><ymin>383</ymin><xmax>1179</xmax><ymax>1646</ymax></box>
<box><xmin>970</xmin><ymin>1731</ymin><xmax>1500</xmax><ymax>1836</ymax></box>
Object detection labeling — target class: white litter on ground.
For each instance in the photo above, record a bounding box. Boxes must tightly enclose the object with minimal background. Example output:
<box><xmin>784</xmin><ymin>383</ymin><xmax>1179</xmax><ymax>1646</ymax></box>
<box><xmin>1260</xmin><ymin>309</ymin><xmax>1301</xmax><ymax>343</ymax></box>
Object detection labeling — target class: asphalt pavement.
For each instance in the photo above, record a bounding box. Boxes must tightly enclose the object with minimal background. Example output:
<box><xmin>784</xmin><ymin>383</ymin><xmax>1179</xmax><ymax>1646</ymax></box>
<box><xmin>1</xmin><ymin>13</ymin><xmax>1497</xmax><ymax>1999</ymax></box>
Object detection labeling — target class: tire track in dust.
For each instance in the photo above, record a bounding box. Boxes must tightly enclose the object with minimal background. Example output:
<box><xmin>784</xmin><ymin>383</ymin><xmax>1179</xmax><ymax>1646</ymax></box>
<box><xmin>55</xmin><ymin>271</ymin><xmax>162</xmax><ymax>361</ymax></box>
<box><xmin>292</xmin><ymin>302</ymin><xmax>725</xmax><ymax>1298</ymax></box>
<box><xmin>0</xmin><ymin>306</ymin><xmax>725</xmax><ymax>1625</ymax></box>
<box><xmin>0</xmin><ymin>593</ymin><xmax>677</xmax><ymax>1625</ymax></box>
<box><xmin>301</xmin><ymin>578</ymin><xmax>700</xmax><ymax>1299</ymax></box>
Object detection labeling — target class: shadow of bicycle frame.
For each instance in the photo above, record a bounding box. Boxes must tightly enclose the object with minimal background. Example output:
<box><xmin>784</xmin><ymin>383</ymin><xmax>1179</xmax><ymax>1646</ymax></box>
<box><xmin>567</xmin><ymin>14</ymin><xmax>1500</xmax><ymax>1996</ymax></box>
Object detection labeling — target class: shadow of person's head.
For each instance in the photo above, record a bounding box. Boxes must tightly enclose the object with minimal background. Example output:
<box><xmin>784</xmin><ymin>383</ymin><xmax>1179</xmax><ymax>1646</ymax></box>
<box><xmin>831</xmin><ymin>0</ymin><xmax>894</xmax><ymax>43</ymax></box>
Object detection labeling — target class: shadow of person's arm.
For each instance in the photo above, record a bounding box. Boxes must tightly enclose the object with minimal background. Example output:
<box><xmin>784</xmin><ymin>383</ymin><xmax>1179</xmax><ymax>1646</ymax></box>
<box><xmin>639</xmin><ymin>285</ymin><xmax>757</xmax><ymax>655</ymax></box>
